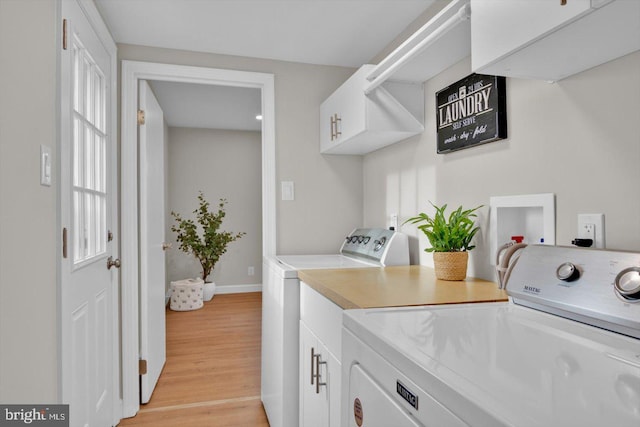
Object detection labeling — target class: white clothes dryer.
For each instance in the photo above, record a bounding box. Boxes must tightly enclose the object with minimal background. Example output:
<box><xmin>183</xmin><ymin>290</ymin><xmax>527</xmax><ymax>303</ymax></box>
<box><xmin>261</xmin><ymin>228</ymin><xmax>409</xmax><ymax>427</ymax></box>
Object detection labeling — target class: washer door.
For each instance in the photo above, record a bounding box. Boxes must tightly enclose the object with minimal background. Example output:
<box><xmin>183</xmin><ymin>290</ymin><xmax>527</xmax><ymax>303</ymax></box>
<box><xmin>348</xmin><ymin>364</ymin><xmax>423</xmax><ymax>427</ymax></box>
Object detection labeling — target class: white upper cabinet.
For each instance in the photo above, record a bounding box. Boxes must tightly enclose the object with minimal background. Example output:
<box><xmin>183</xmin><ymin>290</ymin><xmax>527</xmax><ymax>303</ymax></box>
<box><xmin>471</xmin><ymin>0</ymin><xmax>640</xmax><ymax>81</ymax></box>
<box><xmin>320</xmin><ymin>64</ymin><xmax>424</xmax><ymax>155</ymax></box>
<box><xmin>319</xmin><ymin>0</ymin><xmax>474</xmax><ymax>155</ymax></box>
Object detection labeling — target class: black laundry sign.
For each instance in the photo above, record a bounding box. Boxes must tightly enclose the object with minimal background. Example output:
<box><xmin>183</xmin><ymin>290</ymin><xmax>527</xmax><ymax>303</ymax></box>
<box><xmin>436</xmin><ymin>73</ymin><xmax>507</xmax><ymax>153</ymax></box>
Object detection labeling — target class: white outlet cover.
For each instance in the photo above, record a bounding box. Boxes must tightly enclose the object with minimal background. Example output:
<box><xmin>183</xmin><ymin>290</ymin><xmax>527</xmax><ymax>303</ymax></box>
<box><xmin>578</xmin><ymin>213</ymin><xmax>605</xmax><ymax>248</ymax></box>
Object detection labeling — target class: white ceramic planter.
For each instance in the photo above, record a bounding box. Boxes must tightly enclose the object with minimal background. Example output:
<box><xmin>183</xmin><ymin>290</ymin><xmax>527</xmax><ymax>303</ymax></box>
<box><xmin>203</xmin><ymin>281</ymin><xmax>216</xmax><ymax>301</ymax></box>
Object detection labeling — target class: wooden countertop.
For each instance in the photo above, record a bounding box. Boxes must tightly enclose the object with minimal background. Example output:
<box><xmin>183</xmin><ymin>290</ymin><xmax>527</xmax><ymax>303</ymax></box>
<box><xmin>298</xmin><ymin>265</ymin><xmax>508</xmax><ymax>310</ymax></box>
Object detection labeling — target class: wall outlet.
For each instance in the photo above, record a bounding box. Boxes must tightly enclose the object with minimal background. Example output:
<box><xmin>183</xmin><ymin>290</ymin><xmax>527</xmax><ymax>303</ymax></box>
<box><xmin>390</xmin><ymin>213</ymin><xmax>398</xmax><ymax>230</ymax></box>
<box><xmin>248</xmin><ymin>266</ymin><xmax>255</xmax><ymax>276</ymax></box>
<box><xmin>578</xmin><ymin>214</ymin><xmax>605</xmax><ymax>248</ymax></box>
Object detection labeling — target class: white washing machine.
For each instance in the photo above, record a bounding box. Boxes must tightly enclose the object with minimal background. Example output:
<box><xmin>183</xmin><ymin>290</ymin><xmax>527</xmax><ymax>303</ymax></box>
<box><xmin>261</xmin><ymin>228</ymin><xmax>410</xmax><ymax>427</ymax></box>
<box><xmin>342</xmin><ymin>245</ymin><xmax>640</xmax><ymax>427</ymax></box>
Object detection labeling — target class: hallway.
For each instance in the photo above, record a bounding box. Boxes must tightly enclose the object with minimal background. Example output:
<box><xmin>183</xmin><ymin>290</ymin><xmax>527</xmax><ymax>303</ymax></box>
<box><xmin>118</xmin><ymin>292</ymin><xmax>270</xmax><ymax>426</ymax></box>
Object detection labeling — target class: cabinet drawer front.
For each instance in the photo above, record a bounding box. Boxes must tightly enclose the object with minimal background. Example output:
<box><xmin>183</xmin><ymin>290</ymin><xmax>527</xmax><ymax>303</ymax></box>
<box><xmin>301</xmin><ymin>282</ymin><xmax>343</xmax><ymax>357</ymax></box>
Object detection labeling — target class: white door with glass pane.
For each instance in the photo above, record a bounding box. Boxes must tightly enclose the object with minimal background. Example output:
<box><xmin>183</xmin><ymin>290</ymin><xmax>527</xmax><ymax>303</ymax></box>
<box><xmin>60</xmin><ymin>1</ymin><xmax>117</xmax><ymax>425</ymax></box>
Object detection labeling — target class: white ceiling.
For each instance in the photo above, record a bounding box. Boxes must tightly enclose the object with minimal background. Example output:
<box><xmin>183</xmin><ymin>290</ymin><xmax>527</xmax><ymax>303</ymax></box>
<box><xmin>95</xmin><ymin>0</ymin><xmax>438</xmax><ymax>130</ymax></box>
<box><xmin>148</xmin><ymin>81</ymin><xmax>263</xmax><ymax>131</ymax></box>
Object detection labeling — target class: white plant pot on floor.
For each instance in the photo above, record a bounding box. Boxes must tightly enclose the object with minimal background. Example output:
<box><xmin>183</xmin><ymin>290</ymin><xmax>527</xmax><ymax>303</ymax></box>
<box><xmin>203</xmin><ymin>281</ymin><xmax>216</xmax><ymax>301</ymax></box>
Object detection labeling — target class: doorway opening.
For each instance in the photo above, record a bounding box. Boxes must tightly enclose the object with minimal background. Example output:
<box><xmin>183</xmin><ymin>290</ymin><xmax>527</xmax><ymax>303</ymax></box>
<box><xmin>120</xmin><ymin>61</ymin><xmax>275</xmax><ymax>418</ymax></box>
<box><xmin>148</xmin><ymin>79</ymin><xmax>264</xmax><ymax>294</ymax></box>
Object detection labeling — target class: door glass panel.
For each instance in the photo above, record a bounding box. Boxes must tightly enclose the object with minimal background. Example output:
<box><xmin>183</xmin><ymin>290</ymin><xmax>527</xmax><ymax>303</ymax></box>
<box><xmin>72</xmin><ymin>37</ymin><xmax>107</xmax><ymax>264</ymax></box>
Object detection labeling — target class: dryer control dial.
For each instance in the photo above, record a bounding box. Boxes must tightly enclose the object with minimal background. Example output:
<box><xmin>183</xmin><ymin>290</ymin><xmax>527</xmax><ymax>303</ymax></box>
<box><xmin>556</xmin><ymin>262</ymin><xmax>580</xmax><ymax>282</ymax></box>
<box><xmin>614</xmin><ymin>267</ymin><xmax>640</xmax><ymax>301</ymax></box>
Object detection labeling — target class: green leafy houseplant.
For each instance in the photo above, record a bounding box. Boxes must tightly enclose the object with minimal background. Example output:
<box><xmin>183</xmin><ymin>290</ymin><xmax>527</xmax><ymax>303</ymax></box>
<box><xmin>404</xmin><ymin>203</ymin><xmax>482</xmax><ymax>252</ymax></box>
<box><xmin>171</xmin><ymin>192</ymin><xmax>246</xmax><ymax>283</ymax></box>
<box><xmin>404</xmin><ymin>203</ymin><xmax>483</xmax><ymax>281</ymax></box>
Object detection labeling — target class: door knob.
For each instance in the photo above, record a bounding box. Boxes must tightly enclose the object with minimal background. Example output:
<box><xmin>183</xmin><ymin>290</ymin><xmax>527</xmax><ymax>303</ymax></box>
<box><xmin>107</xmin><ymin>256</ymin><xmax>121</xmax><ymax>269</ymax></box>
<box><xmin>162</xmin><ymin>243</ymin><xmax>172</xmax><ymax>251</ymax></box>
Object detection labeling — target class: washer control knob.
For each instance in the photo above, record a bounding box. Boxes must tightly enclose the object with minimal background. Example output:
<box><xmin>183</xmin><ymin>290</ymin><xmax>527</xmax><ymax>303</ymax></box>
<box><xmin>373</xmin><ymin>236</ymin><xmax>387</xmax><ymax>252</ymax></box>
<box><xmin>556</xmin><ymin>262</ymin><xmax>580</xmax><ymax>281</ymax></box>
<box><xmin>614</xmin><ymin>267</ymin><xmax>640</xmax><ymax>300</ymax></box>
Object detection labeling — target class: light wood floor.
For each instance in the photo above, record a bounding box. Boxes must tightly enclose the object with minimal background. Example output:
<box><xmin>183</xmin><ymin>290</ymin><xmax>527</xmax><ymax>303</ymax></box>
<box><xmin>118</xmin><ymin>292</ymin><xmax>270</xmax><ymax>426</ymax></box>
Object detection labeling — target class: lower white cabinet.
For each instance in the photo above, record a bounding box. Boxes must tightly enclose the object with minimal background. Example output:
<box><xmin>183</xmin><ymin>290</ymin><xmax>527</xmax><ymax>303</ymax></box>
<box><xmin>300</xmin><ymin>322</ymin><xmax>341</xmax><ymax>427</ymax></box>
<box><xmin>299</xmin><ymin>282</ymin><xmax>343</xmax><ymax>427</ymax></box>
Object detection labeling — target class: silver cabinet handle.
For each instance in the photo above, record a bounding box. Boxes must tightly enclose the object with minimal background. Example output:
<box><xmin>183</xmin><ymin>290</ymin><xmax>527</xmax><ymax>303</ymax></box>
<box><xmin>334</xmin><ymin>114</ymin><xmax>341</xmax><ymax>139</ymax></box>
<box><xmin>314</xmin><ymin>353</ymin><xmax>327</xmax><ymax>394</ymax></box>
<box><xmin>311</xmin><ymin>347</ymin><xmax>316</xmax><ymax>385</ymax></box>
<box><xmin>330</xmin><ymin>115</ymin><xmax>336</xmax><ymax>141</ymax></box>
<box><xmin>330</xmin><ymin>113</ymin><xmax>342</xmax><ymax>141</ymax></box>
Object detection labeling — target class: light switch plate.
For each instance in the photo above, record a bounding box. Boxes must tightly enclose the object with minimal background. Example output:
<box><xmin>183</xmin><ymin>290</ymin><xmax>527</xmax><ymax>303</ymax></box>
<box><xmin>40</xmin><ymin>145</ymin><xmax>52</xmax><ymax>186</ymax></box>
<box><xmin>281</xmin><ymin>181</ymin><xmax>294</xmax><ymax>201</ymax></box>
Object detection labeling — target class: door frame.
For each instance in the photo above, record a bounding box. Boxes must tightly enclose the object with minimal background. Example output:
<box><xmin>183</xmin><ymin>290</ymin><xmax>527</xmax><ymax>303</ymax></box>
<box><xmin>120</xmin><ymin>60</ymin><xmax>276</xmax><ymax>417</ymax></box>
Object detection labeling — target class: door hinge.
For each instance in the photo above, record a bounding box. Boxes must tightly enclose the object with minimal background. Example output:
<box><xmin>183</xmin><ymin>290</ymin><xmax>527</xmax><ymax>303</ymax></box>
<box><xmin>62</xmin><ymin>19</ymin><xmax>68</xmax><ymax>50</ymax></box>
<box><xmin>137</xmin><ymin>110</ymin><xmax>145</xmax><ymax>125</ymax></box>
<box><xmin>62</xmin><ymin>227</ymin><xmax>68</xmax><ymax>259</ymax></box>
<box><xmin>139</xmin><ymin>359</ymin><xmax>148</xmax><ymax>375</ymax></box>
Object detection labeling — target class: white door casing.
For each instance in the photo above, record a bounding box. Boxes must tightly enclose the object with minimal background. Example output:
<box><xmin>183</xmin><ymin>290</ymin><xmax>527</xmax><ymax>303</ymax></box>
<box><xmin>120</xmin><ymin>61</ymin><xmax>276</xmax><ymax>417</ymax></box>
<box><xmin>138</xmin><ymin>80</ymin><xmax>167</xmax><ymax>404</ymax></box>
<box><xmin>60</xmin><ymin>0</ymin><xmax>119</xmax><ymax>425</ymax></box>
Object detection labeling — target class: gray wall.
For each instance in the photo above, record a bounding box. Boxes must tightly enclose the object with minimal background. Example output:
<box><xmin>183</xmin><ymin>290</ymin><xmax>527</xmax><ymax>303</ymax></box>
<box><xmin>0</xmin><ymin>0</ymin><xmax>59</xmax><ymax>402</ymax></box>
<box><xmin>118</xmin><ymin>44</ymin><xmax>363</xmax><ymax>255</ymax></box>
<box><xmin>364</xmin><ymin>52</ymin><xmax>640</xmax><ymax>280</ymax></box>
<box><xmin>166</xmin><ymin>128</ymin><xmax>263</xmax><ymax>287</ymax></box>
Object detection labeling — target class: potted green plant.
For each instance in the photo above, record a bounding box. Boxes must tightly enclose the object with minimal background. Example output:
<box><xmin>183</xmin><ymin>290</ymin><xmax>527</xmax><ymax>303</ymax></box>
<box><xmin>171</xmin><ymin>192</ymin><xmax>246</xmax><ymax>300</ymax></box>
<box><xmin>404</xmin><ymin>203</ymin><xmax>482</xmax><ymax>281</ymax></box>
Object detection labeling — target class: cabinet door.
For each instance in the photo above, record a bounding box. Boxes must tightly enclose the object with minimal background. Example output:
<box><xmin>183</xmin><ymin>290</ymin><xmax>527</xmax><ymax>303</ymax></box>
<box><xmin>327</xmin><ymin>350</ymin><xmax>341</xmax><ymax>427</ymax></box>
<box><xmin>300</xmin><ymin>322</ymin><xmax>329</xmax><ymax>427</ymax></box>
<box><xmin>319</xmin><ymin>67</ymin><xmax>370</xmax><ymax>152</ymax></box>
<box><xmin>471</xmin><ymin>0</ymin><xmax>593</xmax><ymax>71</ymax></box>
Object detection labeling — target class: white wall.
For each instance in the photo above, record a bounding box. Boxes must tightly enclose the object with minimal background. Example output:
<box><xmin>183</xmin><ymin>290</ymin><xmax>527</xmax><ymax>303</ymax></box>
<box><xmin>364</xmin><ymin>52</ymin><xmax>640</xmax><ymax>280</ymax></box>
<box><xmin>0</xmin><ymin>0</ymin><xmax>58</xmax><ymax>402</ymax></box>
<box><xmin>118</xmin><ymin>44</ymin><xmax>363</xmax><ymax>255</ymax></box>
<box><xmin>166</xmin><ymin>128</ymin><xmax>263</xmax><ymax>287</ymax></box>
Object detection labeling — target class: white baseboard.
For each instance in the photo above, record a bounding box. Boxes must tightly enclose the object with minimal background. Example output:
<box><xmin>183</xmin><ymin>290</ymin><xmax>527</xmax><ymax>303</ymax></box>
<box><xmin>216</xmin><ymin>283</ymin><xmax>263</xmax><ymax>294</ymax></box>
